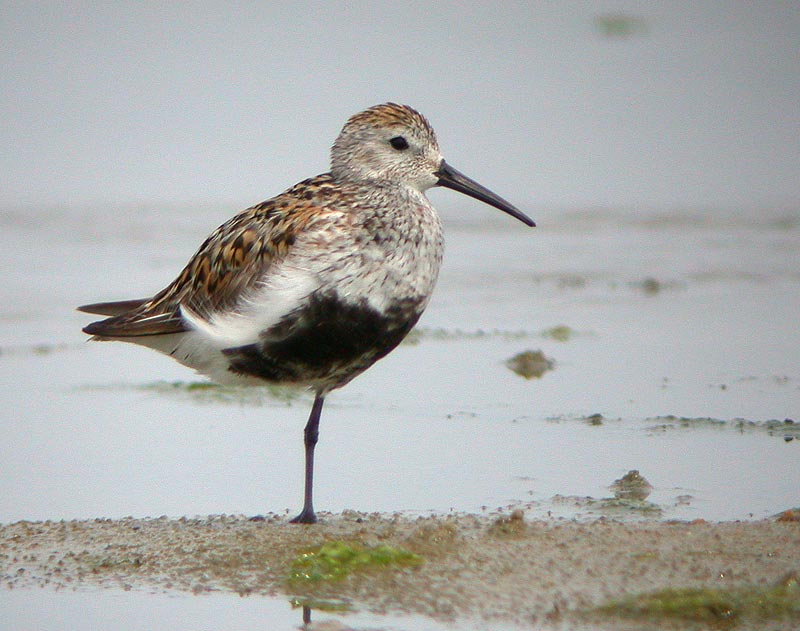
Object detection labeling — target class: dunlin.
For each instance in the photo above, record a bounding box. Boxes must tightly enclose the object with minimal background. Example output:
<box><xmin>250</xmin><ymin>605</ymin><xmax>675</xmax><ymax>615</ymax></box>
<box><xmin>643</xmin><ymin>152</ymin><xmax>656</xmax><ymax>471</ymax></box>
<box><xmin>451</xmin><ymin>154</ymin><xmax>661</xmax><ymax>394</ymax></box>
<box><xmin>79</xmin><ymin>103</ymin><xmax>534</xmax><ymax>523</ymax></box>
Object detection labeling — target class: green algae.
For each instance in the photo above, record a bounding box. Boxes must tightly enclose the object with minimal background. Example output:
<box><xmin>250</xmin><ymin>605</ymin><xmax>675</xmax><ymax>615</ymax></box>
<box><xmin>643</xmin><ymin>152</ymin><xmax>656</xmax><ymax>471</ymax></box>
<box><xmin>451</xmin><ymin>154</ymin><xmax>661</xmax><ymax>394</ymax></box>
<box><xmin>505</xmin><ymin>349</ymin><xmax>555</xmax><ymax>379</ymax></box>
<box><xmin>584</xmin><ymin>412</ymin><xmax>605</xmax><ymax>425</ymax></box>
<box><xmin>381</xmin><ymin>324</ymin><xmax>587</xmax><ymax>347</ymax></box>
<box><xmin>647</xmin><ymin>415</ymin><xmax>728</xmax><ymax>430</ymax></box>
<box><xmin>540</xmin><ymin>324</ymin><xmax>575</xmax><ymax>342</ymax></box>
<box><xmin>594</xmin><ymin>497</ymin><xmax>663</xmax><ymax>515</ymax></box>
<box><xmin>599</xmin><ymin>572</ymin><xmax>800</xmax><ymax>624</ymax></box>
<box><xmin>402</xmin><ymin>327</ymin><xmax>532</xmax><ymax>345</ymax></box>
<box><xmin>647</xmin><ymin>415</ymin><xmax>800</xmax><ymax>441</ymax></box>
<box><xmin>550</xmin><ymin>493</ymin><xmax>663</xmax><ymax>517</ymax></box>
<box><xmin>610</xmin><ymin>470</ymin><xmax>653</xmax><ymax>501</ymax></box>
<box><xmin>594</xmin><ymin>13</ymin><xmax>649</xmax><ymax>38</ymax></box>
<box><xmin>759</xmin><ymin>418</ymin><xmax>799</xmax><ymax>441</ymax></box>
<box><xmin>153</xmin><ymin>380</ymin><xmax>298</xmax><ymax>404</ymax></box>
<box><xmin>135</xmin><ymin>380</ymin><xmax>300</xmax><ymax>405</ymax></box>
<box><xmin>287</xmin><ymin>541</ymin><xmax>423</xmax><ymax>585</ymax></box>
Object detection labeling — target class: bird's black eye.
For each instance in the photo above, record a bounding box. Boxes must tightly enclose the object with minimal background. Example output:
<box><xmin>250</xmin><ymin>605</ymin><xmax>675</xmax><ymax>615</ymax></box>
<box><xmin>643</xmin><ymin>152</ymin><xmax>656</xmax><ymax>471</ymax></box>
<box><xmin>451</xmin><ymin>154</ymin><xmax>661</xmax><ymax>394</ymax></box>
<box><xmin>389</xmin><ymin>136</ymin><xmax>409</xmax><ymax>151</ymax></box>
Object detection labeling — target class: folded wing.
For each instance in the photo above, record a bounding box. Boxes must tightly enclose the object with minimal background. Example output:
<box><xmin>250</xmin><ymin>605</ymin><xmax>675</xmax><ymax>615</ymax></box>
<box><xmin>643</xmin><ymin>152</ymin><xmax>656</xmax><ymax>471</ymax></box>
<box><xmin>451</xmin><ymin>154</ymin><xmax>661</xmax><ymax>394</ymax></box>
<box><xmin>79</xmin><ymin>177</ymin><xmax>334</xmax><ymax>339</ymax></box>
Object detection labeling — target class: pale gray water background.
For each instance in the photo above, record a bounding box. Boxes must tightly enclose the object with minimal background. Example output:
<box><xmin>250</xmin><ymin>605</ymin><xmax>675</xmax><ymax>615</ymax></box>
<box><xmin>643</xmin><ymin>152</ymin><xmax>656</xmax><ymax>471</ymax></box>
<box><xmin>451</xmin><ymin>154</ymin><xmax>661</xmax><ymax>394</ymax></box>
<box><xmin>1</xmin><ymin>587</ymin><xmax>525</xmax><ymax>631</ymax></box>
<box><xmin>1</xmin><ymin>202</ymin><xmax>798</xmax><ymax>524</ymax></box>
<box><xmin>0</xmin><ymin>588</ymin><xmax>498</xmax><ymax>631</ymax></box>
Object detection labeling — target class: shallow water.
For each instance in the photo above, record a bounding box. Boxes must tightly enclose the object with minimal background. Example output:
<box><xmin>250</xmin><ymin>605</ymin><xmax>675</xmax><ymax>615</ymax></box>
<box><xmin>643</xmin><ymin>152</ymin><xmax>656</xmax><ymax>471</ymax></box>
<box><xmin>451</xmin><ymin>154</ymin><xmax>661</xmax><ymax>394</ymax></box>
<box><xmin>1</xmin><ymin>203</ymin><xmax>799</xmax><ymax>628</ymax></box>
<box><xmin>1</xmin><ymin>587</ymin><xmax>509</xmax><ymax>631</ymax></box>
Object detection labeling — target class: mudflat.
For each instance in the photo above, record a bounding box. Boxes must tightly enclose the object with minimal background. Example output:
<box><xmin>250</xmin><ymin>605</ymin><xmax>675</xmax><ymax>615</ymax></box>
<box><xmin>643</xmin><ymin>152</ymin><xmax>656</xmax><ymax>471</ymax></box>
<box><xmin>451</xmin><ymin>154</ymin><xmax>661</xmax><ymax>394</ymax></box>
<box><xmin>2</xmin><ymin>510</ymin><xmax>798</xmax><ymax>628</ymax></box>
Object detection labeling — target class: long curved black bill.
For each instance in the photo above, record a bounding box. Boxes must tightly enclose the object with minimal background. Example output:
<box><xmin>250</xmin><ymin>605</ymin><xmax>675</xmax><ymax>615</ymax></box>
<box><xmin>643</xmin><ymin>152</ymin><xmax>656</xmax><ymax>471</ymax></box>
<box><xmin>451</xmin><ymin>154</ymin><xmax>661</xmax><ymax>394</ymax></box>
<box><xmin>435</xmin><ymin>160</ymin><xmax>535</xmax><ymax>227</ymax></box>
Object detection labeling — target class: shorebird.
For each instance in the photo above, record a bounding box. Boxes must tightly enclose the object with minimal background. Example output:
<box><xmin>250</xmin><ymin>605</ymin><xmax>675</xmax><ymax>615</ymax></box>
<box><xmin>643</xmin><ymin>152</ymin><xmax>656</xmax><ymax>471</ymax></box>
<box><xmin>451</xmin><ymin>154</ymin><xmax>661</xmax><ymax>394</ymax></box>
<box><xmin>79</xmin><ymin>103</ymin><xmax>534</xmax><ymax>523</ymax></box>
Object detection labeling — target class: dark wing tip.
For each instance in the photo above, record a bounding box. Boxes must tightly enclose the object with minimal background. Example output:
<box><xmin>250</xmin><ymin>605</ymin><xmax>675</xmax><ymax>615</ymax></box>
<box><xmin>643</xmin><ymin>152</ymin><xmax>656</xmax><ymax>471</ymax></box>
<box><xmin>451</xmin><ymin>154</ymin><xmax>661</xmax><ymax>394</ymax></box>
<box><xmin>80</xmin><ymin>310</ymin><xmax>187</xmax><ymax>338</ymax></box>
<box><xmin>82</xmin><ymin>320</ymin><xmax>106</xmax><ymax>336</ymax></box>
<box><xmin>77</xmin><ymin>298</ymin><xmax>150</xmax><ymax>316</ymax></box>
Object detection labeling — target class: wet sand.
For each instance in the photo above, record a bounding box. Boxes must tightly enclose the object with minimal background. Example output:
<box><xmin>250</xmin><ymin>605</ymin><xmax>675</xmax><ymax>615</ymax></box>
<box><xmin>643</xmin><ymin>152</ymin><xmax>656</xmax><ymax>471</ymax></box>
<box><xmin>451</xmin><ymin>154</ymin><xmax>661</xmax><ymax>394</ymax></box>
<box><xmin>2</xmin><ymin>510</ymin><xmax>798</xmax><ymax>629</ymax></box>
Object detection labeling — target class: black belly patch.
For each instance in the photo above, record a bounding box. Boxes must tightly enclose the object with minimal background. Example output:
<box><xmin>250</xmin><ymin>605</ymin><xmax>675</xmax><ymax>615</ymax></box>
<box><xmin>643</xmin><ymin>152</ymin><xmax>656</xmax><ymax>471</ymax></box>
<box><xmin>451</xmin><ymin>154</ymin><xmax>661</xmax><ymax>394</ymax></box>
<box><xmin>222</xmin><ymin>293</ymin><xmax>421</xmax><ymax>387</ymax></box>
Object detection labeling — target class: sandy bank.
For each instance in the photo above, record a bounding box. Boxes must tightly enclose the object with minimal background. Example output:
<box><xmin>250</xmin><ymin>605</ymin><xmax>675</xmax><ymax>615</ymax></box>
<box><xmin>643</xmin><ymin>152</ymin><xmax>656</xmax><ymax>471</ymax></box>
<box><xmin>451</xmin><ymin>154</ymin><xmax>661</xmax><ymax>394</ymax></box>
<box><xmin>1</xmin><ymin>510</ymin><xmax>798</xmax><ymax>628</ymax></box>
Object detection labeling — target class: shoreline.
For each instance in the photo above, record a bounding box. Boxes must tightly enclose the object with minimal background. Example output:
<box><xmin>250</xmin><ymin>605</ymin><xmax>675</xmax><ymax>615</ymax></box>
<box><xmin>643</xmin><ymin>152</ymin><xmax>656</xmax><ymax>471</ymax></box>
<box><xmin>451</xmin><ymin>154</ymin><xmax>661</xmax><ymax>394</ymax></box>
<box><xmin>2</xmin><ymin>510</ymin><xmax>798</xmax><ymax>628</ymax></box>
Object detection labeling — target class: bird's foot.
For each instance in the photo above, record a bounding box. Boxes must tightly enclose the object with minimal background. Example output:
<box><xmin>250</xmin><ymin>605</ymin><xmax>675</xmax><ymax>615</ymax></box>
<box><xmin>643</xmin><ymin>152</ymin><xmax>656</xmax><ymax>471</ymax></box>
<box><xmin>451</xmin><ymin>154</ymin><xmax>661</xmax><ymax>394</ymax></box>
<box><xmin>289</xmin><ymin>507</ymin><xmax>318</xmax><ymax>524</ymax></box>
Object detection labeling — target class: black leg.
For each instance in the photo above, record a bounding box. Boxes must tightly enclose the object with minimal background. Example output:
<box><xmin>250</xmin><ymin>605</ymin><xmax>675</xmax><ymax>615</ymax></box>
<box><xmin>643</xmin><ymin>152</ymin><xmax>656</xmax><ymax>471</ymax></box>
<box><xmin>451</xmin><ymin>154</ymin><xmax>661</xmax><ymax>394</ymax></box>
<box><xmin>290</xmin><ymin>393</ymin><xmax>324</xmax><ymax>524</ymax></box>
